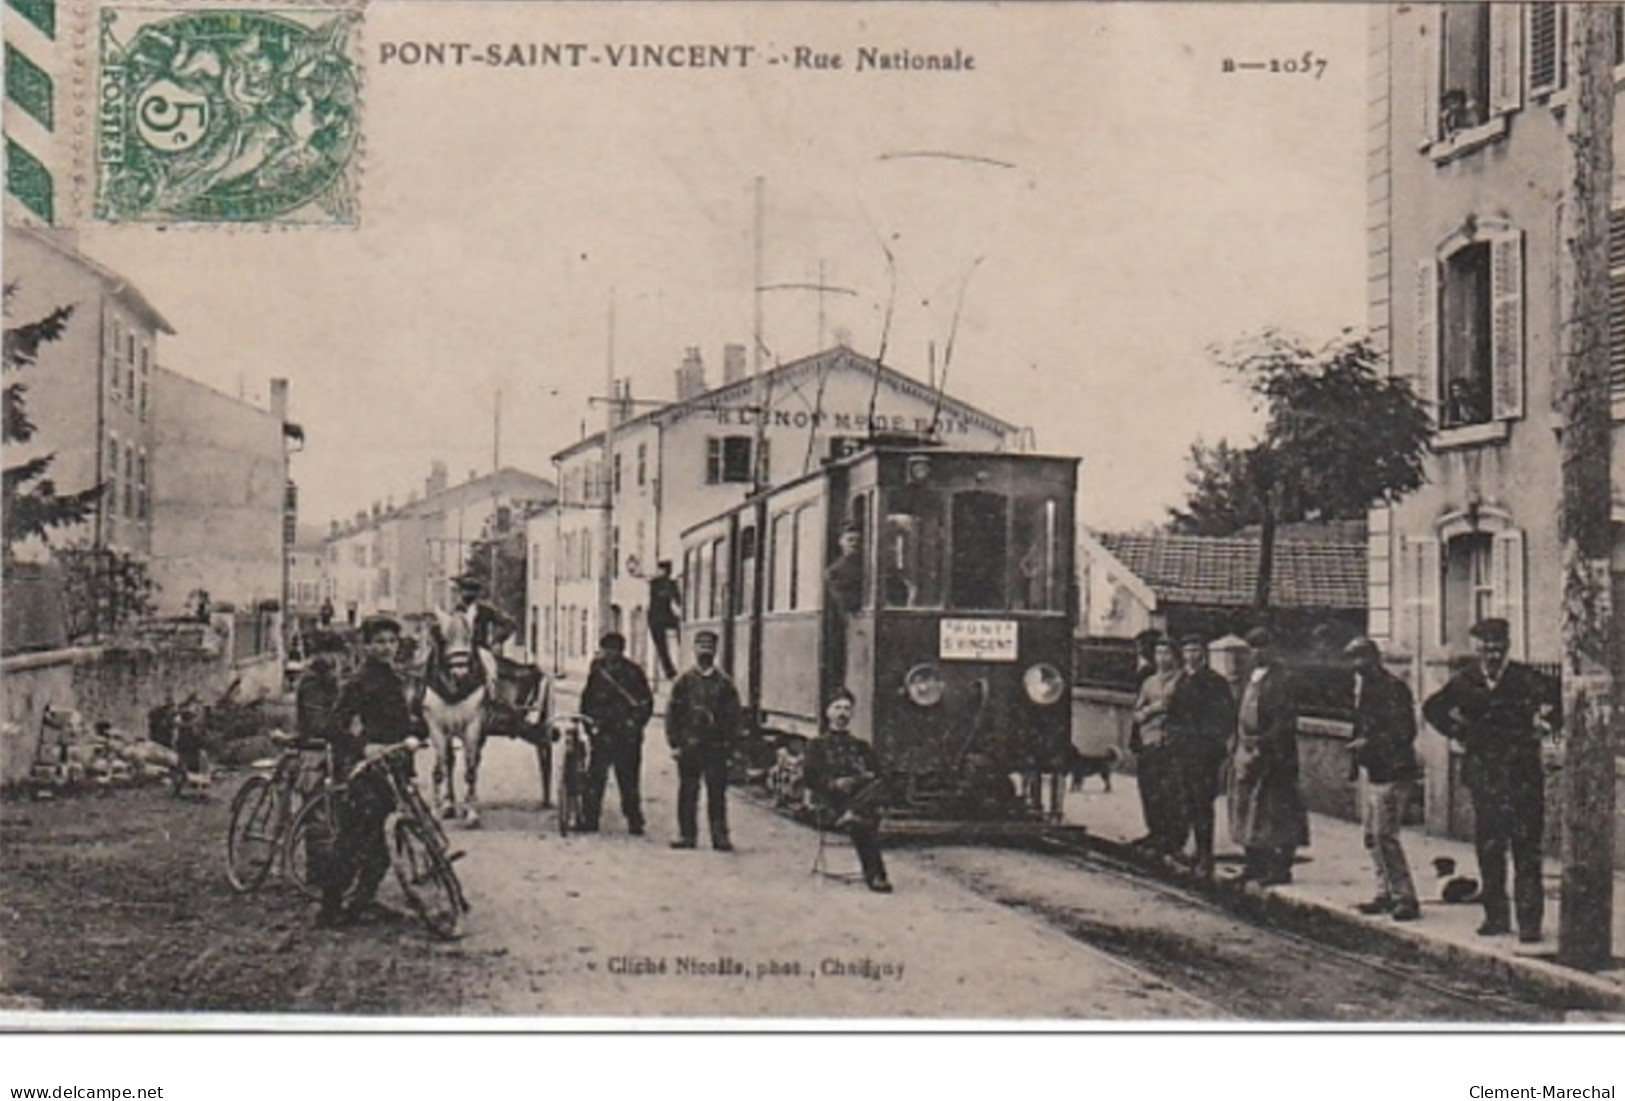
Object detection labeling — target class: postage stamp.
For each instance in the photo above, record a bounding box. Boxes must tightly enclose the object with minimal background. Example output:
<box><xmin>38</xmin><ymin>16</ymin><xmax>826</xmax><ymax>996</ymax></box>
<box><xmin>93</xmin><ymin>5</ymin><xmax>362</xmax><ymax>226</ymax></box>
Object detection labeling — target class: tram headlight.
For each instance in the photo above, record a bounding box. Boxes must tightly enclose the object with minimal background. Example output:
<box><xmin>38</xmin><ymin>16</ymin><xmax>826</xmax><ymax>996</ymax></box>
<box><xmin>1023</xmin><ymin>663</ymin><xmax>1066</xmax><ymax>706</ymax></box>
<box><xmin>903</xmin><ymin>663</ymin><xmax>946</xmax><ymax>707</ymax></box>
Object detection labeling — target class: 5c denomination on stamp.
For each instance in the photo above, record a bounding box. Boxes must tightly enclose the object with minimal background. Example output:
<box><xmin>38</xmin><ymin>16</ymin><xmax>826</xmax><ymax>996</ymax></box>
<box><xmin>95</xmin><ymin>6</ymin><xmax>362</xmax><ymax>226</ymax></box>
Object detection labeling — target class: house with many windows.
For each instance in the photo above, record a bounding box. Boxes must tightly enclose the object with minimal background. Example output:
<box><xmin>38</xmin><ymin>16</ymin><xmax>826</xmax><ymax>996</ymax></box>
<box><xmin>1368</xmin><ymin>3</ymin><xmax>1625</xmax><ymax>846</ymax></box>
<box><xmin>534</xmin><ymin>344</ymin><xmax>1020</xmax><ymax>681</ymax></box>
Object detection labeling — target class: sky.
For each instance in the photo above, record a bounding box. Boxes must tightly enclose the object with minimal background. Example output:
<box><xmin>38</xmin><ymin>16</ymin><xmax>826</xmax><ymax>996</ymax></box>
<box><xmin>77</xmin><ymin>1</ymin><xmax>1370</xmax><ymax>532</ymax></box>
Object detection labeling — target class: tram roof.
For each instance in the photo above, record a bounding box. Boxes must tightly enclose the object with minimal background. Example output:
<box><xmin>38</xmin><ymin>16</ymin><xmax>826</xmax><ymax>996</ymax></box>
<box><xmin>678</xmin><ymin>443</ymin><xmax>1079</xmax><ymax>541</ymax></box>
<box><xmin>551</xmin><ymin>346</ymin><xmax>1018</xmax><ymax>463</ymax></box>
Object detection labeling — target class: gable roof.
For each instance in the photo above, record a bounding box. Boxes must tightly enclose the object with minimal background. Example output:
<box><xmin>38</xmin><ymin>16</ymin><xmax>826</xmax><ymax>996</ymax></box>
<box><xmin>1094</xmin><ymin>530</ymin><xmax>1366</xmax><ymax>611</ymax></box>
<box><xmin>552</xmin><ymin>346</ymin><xmax>1017</xmax><ymax>463</ymax></box>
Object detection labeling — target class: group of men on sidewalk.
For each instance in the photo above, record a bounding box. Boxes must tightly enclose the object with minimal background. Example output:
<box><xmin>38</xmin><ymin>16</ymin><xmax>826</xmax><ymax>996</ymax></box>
<box><xmin>1127</xmin><ymin>617</ymin><xmax>1560</xmax><ymax>944</ymax></box>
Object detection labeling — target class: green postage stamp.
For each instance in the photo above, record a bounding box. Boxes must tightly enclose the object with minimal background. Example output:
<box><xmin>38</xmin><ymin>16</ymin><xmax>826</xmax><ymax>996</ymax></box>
<box><xmin>95</xmin><ymin>6</ymin><xmax>362</xmax><ymax>226</ymax></box>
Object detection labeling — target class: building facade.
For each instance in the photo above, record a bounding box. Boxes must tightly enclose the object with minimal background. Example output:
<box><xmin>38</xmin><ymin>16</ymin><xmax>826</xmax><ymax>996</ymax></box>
<box><xmin>324</xmin><ymin>463</ymin><xmax>554</xmax><ymax>625</ymax></box>
<box><xmin>536</xmin><ymin>345</ymin><xmax>1021</xmax><ymax>681</ymax></box>
<box><xmin>3</xmin><ymin>224</ymin><xmax>172</xmax><ymax>562</ymax></box>
<box><xmin>148</xmin><ymin>370</ymin><xmax>293</xmax><ymax>617</ymax></box>
<box><xmin>1370</xmin><ymin>3</ymin><xmax>1625</xmax><ymax>842</ymax></box>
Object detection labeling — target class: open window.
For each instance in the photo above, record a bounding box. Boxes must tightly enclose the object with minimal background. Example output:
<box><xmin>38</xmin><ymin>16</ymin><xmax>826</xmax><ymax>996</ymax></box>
<box><xmin>1419</xmin><ymin>224</ymin><xmax>1523</xmax><ymax>435</ymax></box>
<box><xmin>1421</xmin><ymin>3</ymin><xmax>1521</xmax><ymax>154</ymax></box>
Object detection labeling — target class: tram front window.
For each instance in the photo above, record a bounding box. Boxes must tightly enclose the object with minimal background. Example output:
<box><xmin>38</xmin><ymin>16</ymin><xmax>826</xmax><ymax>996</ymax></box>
<box><xmin>881</xmin><ymin>488</ymin><xmax>944</xmax><ymax>608</ymax></box>
<box><xmin>1011</xmin><ymin>497</ymin><xmax>1062</xmax><ymax>612</ymax></box>
<box><xmin>949</xmin><ymin>491</ymin><xmax>1008</xmax><ymax>610</ymax></box>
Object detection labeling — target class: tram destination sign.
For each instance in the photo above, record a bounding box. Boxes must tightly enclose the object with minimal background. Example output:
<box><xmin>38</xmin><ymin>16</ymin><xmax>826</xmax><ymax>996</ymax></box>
<box><xmin>939</xmin><ymin>619</ymin><xmax>1018</xmax><ymax>662</ymax></box>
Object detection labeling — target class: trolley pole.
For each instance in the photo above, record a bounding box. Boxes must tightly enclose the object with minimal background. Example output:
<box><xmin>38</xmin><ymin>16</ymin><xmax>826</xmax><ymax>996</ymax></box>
<box><xmin>1556</xmin><ymin>2</ymin><xmax>1617</xmax><ymax>971</ymax></box>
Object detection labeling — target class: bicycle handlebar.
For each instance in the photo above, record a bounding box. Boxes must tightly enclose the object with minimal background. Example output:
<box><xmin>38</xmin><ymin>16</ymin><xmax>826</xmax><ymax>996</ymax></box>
<box><xmin>345</xmin><ymin>737</ymin><xmax>425</xmax><ymax>782</ymax></box>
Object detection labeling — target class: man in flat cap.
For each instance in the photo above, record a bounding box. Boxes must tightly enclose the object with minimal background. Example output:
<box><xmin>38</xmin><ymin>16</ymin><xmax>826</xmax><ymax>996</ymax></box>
<box><xmin>318</xmin><ymin>614</ymin><xmax>415</xmax><ymax>928</ymax></box>
<box><xmin>1345</xmin><ymin>637</ymin><xmax>1421</xmax><ymax>922</ymax></box>
<box><xmin>433</xmin><ymin>574</ymin><xmax>516</xmax><ymax>690</ymax></box>
<box><xmin>1226</xmin><ymin>627</ymin><xmax>1309</xmax><ymax>886</ymax></box>
<box><xmin>666</xmin><ymin>629</ymin><xmax>742</xmax><ymax>851</ymax></box>
<box><xmin>1423</xmin><ymin>618</ymin><xmax>1560</xmax><ymax>942</ymax></box>
<box><xmin>580</xmin><ymin>631</ymin><xmax>655</xmax><ymax>835</ymax></box>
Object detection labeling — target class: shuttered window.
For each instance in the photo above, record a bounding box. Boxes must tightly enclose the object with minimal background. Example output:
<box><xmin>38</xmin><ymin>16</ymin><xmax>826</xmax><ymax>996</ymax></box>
<box><xmin>1426</xmin><ymin>226</ymin><xmax>1524</xmax><ymax>430</ymax></box>
<box><xmin>1528</xmin><ymin>3</ymin><xmax>1562</xmax><ymax>97</ymax></box>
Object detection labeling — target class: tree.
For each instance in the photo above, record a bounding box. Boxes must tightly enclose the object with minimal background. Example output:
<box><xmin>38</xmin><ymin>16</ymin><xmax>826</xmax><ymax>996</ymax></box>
<box><xmin>58</xmin><ymin>545</ymin><xmax>157</xmax><ymax>642</ymax></box>
<box><xmin>1169</xmin><ymin>331</ymin><xmax>1433</xmax><ymax>611</ymax></box>
<box><xmin>3</xmin><ymin>284</ymin><xmax>102</xmax><ymax>559</ymax></box>
<box><xmin>462</xmin><ymin>528</ymin><xmax>526</xmax><ymax>624</ymax></box>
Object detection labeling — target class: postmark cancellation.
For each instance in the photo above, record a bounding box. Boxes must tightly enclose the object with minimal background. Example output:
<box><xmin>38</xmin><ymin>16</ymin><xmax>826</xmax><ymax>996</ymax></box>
<box><xmin>93</xmin><ymin>4</ymin><xmax>363</xmax><ymax>226</ymax></box>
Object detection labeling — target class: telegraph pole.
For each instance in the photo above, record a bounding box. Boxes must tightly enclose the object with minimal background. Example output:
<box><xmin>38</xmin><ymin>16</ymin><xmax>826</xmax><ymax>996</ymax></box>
<box><xmin>1556</xmin><ymin>2</ymin><xmax>1617</xmax><ymax>971</ymax></box>
<box><xmin>598</xmin><ymin>291</ymin><xmax>617</xmax><ymax>637</ymax></box>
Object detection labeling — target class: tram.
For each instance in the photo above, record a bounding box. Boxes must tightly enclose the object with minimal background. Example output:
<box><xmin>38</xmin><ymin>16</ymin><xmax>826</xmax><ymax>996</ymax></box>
<box><xmin>680</xmin><ymin>439</ymin><xmax>1079</xmax><ymax>820</ymax></box>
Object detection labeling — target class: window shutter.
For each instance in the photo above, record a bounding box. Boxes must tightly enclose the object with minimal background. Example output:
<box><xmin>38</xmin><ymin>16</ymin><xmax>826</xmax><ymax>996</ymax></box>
<box><xmin>1415</xmin><ymin>259</ymin><xmax>1439</xmax><ymax>418</ymax></box>
<box><xmin>1528</xmin><ymin>3</ymin><xmax>1561</xmax><ymax>96</ymax></box>
<box><xmin>1406</xmin><ymin>536</ymin><xmax>1443</xmax><ymax>653</ymax></box>
<box><xmin>1490</xmin><ymin>2</ymin><xmax>1523</xmax><ymax>116</ymax></box>
<box><xmin>1419</xmin><ymin>11</ymin><xmax>1440</xmax><ymax>145</ymax></box>
<box><xmin>705</xmin><ymin>437</ymin><xmax>721</xmax><ymax>484</ymax></box>
<box><xmin>1492</xmin><ymin>529</ymin><xmax>1527</xmax><ymax>660</ymax></box>
<box><xmin>758</xmin><ymin>438</ymin><xmax>772</xmax><ymax>485</ymax></box>
<box><xmin>1490</xmin><ymin>231</ymin><xmax>1525</xmax><ymax>420</ymax></box>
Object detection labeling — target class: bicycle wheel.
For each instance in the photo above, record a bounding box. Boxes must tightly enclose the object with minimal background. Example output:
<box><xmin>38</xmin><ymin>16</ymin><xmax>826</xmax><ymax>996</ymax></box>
<box><xmin>392</xmin><ymin>817</ymin><xmax>463</xmax><ymax>940</ymax></box>
<box><xmin>226</xmin><ymin>776</ymin><xmax>281</xmax><ymax>893</ymax></box>
<box><xmin>285</xmin><ymin>788</ymin><xmax>342</xmax><ymax>901</ymax></box>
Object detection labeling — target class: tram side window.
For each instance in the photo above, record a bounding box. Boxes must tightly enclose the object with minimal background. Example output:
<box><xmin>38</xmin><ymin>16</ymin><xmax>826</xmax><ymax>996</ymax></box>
<box><xmin>769</xmin><ymin>512</ymin><xmax>792</xmax><ymax>612</ymax></box>
<box><xmin>736</xmin><ymin>525</ymin><xmax>757</xmax><ymax>616</ymax></box>
<box><xmin>709</xmin><ymin>536</ymin><xmax>726</xmax><ymax>618</ymax></box>
<box><xmin>882</xmin><ymin>488</ymin><xmax>944</xmax><ymax>608</ymax></box>
<box><xmin>697</xmin><ymin>540</ymin><xmax>714</xmax><ymax>620</ymax></box>
<box><xmin>949</xmin><ymin>491</ymin><xmax>1008</xmax><ymax>610</ymax></box>
<box><xmin>794</xmin><ymin>504</ymin><xmax>822</xmax><ymax>612</ymax></box>
<box><xmin>1011</xmin><ymin>497</ymin><xmax>1063</xmax><ymax>612</ymax></box>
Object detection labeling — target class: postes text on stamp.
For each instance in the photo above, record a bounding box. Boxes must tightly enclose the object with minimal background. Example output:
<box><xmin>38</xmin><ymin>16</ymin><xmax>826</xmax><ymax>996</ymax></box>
<box><xmin>95</xmin><ymin>6</ymin><xmax>362</xmax><ymax>226</ymax></box>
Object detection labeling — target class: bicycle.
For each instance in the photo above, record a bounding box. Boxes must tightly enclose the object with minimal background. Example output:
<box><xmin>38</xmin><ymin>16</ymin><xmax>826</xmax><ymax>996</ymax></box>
<box><xmin>547</xmin><ymin>713</ymin><xmax>596</xmax><ymax>837</ymax></box>
<box><xmin>292</xmin><ymin>739</ymin><xmax>468</xmax><ymax>940</ymax></box>
<box><xmin>225</xmin><ymin>730</ymin><xmax>330</xmax><ymax>894</ymax></box>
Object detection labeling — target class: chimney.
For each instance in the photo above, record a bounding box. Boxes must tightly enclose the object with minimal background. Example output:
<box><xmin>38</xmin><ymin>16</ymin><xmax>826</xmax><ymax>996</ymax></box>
<box><xmin>426</xmin><ymin>460</ymin><xmax>449</xmax><ymax>497</ymax></box>
<box><xmin>371</xmin><ymin>501</ymin><xmax>381</xmax><ymax>520</ymax></box>
<box><xmin>723</xmin><ymin>344</ymin><xmax>746</xmax><ymax>385</ymax></box>
<box><xmin>329</xmin><ymin>519</ymin><xmax>339</xmax><ymax>537</ymax></box>
<box><xmin>675</xmin><ymin>346</ymin><xmax>706</xmax><ymax>401</ymax></box>
<box><xmin>269</xmin><ymin>378</ymin><xmax>289</xmax><ymax>421</ymax></box>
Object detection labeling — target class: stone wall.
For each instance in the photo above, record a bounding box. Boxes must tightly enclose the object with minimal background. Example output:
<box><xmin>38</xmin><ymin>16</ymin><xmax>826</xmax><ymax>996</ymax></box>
<box><xmin>0</xmin><ymin>644</ymin><xmax>282</xmax><ymax>787</ymax></box>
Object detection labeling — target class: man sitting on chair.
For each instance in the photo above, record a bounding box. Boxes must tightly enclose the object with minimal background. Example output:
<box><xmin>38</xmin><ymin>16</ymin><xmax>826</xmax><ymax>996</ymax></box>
<box><xmin>804</xmin><ymin>688</ymin><xmax>892</xmax><ymax>893</ymax></box>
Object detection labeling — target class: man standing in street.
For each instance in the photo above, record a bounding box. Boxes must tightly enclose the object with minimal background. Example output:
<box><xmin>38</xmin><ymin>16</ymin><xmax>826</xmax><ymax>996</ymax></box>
<box><xmin>666</xmin><ymin>629</ymin><xmax>742</xmax><ymax>851</ymax></box>
<box><xmin>318</xmin><ymin>614</ymin><xmax>415</xmax><ymax>929</ymax></box>
<box><xmin>1227</xmin><ymin>627</ymin><xmax>1309</xmax><ymax>886</ymax></box>
<box><xmin>1168</xmin><ymin>634</ymin><xmax>1235</xmax><ymax>879</ymax></box>
<box><xmin>1345</xmin><ymin>636</ymin><xmax>1421</xmax><ymax>923</ymax></box>
<box><xmin>1423</xmin><ymin>618</ymin><xmax>1560</xmax><ymax>942</ymax></box>
<box><xmin>580</xmin><ymin>631</ymin><xmax>655</xmax><ymax>835</ymax></box>
<box><xmin>647</xmin><ymin>560</ymin><xmax>682</xmax><ymax>682</ymax></box>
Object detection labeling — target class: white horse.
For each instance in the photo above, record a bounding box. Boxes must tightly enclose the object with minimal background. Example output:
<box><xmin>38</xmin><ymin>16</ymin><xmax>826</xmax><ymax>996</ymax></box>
<box><xmin>421</xmin><ymin>608</ymin><xmax>494</xmax><ymax>827</ymax></box>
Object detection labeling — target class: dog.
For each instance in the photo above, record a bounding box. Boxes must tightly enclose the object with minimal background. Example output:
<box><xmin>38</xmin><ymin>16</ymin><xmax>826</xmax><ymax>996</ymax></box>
<box><xmin>1062</xmin><ymin>744</ymin><xmax>1122</xmax><ymax>793</ymax></box>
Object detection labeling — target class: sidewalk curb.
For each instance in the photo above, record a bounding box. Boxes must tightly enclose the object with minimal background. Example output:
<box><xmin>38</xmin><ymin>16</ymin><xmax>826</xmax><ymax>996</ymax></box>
<box><xmin>1070</xmin><ymin>832</ymin><xmax>1625</xmax><ymax>1014</ymax></box>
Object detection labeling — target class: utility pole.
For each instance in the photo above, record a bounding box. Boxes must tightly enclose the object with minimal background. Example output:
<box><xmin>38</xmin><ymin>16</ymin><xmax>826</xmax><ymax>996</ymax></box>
<box><xmin>598</xmin><ymin>291</ymin><xmax>617</xmax><ymax>638</ymax></box>
<box><xmin>1556</xmin><ymin>2</ymin><xmax>1617</xmax><ymax>971</ymax></box>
